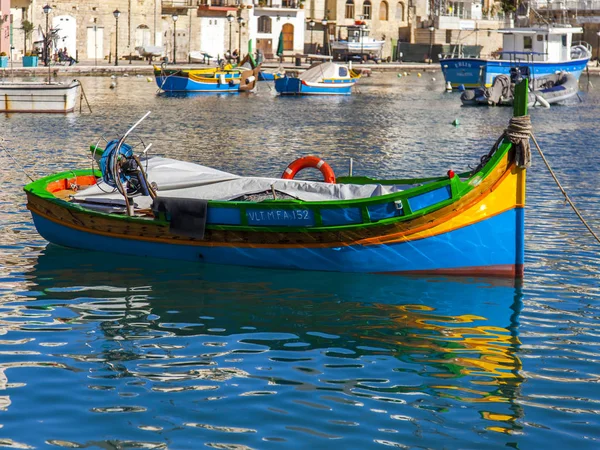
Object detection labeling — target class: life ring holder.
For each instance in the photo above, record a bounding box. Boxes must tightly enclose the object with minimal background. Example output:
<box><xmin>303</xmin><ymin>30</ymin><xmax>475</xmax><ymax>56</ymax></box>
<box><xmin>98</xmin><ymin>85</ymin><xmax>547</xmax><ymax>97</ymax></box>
<box><xmin>281</xmin><ymin>156</ymin><xmax>336</xmax><ymax>184</ymax></box>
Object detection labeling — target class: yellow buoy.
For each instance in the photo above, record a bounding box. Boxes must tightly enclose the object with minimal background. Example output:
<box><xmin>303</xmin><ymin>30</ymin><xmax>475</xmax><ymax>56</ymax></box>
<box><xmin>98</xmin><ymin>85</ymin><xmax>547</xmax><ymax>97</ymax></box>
<box><xmin>417</xmin><ymin>73</ymin><xmax>422</xmax><ymax>77</ymax></box>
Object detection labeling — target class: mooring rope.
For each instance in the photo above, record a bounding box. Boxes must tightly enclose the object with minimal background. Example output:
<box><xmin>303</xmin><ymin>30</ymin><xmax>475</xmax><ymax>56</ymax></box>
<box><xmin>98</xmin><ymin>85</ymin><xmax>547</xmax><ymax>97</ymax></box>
<box><xmin>0</xmin><ymin>137</ymin><xmax>35</xmax><ymax>182</ymax></box>
<box><xmin>530</xmin><ymin>133</ymin><xmax>600</xmax><ymax>245</ymax></box>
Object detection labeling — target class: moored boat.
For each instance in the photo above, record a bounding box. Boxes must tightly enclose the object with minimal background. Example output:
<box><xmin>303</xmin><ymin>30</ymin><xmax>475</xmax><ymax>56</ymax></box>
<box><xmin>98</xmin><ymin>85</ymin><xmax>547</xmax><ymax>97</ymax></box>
<box><xmin>441</xmin><ymin>26</ymin><xmax>591</xmax><ymax>89</ymax></box>
<box><xmin>0</xmin><ymin>80</ymin><xmax>81</xmax><ymax>113</ymax></box>
<box><xmin>274</xmin><ymin>62</ymin><xmax>359</xmax><ymax>95</ymax></box>
<box><xmin>24</xmin><ymin>81</ymin><xmax>531</xmax><ymax>277</ymax></box>
<box><xmin>461</xmin><ymin>70</ymin><xmax>579</xmax><ymax>107</ymax></box>
<box><xmin>154</xmin><ymin>61</ymin><xmax>260</xmax><ymax>93</ymax></box>
<box><xmin>330</xmin><ymin>23</ymin><xmax>385</xmax><ymax>60</ymax></box>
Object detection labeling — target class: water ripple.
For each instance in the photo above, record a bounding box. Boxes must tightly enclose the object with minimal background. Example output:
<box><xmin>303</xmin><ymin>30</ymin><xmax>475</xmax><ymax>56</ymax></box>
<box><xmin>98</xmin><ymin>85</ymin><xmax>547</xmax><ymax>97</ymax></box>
<box><xmin>0</xmin><ymin>75</ymin><xmax>599</xmax><ymax>448</ymax></box>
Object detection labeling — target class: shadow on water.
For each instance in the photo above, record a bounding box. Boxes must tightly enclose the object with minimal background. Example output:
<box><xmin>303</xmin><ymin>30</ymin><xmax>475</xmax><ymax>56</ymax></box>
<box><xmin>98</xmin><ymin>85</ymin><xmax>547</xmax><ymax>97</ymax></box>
<box><xmin>0</xmin><ymin>244</ymin><xmax>529</xmax><ymax>447</ymax></box>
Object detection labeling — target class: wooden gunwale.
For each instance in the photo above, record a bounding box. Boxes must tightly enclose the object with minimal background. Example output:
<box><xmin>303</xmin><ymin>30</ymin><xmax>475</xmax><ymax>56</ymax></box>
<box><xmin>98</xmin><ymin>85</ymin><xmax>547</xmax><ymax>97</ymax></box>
<box><xmin>25</xmin><ymin>142</ymin><xmax>519</xmax><ymax>248</ymax></box>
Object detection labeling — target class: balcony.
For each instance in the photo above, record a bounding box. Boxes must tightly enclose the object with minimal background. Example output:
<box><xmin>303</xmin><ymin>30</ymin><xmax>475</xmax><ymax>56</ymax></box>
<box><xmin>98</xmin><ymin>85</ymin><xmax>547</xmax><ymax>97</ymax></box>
<box><xmin>162</xmin><ymin>0</ymin><xmax>197</xmax><ymax>15</ymax></box>
<box><xmin>530</xmin><ymin>0</ymin><xmax>600</xmax><ymax>11</ymax></box>
<box><xmin>197</xmin><ymin>0</ymin><xmax>240</xmax><ymax>10</ymax></box>
<box><xmin>254</xmin><ymin>0</ymin><xmax>300</xmax><ymax>10</ymax></box>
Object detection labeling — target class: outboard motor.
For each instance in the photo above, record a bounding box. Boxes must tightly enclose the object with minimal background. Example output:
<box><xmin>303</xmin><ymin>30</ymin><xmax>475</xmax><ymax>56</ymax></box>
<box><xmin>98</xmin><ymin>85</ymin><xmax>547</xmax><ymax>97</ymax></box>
<box><xmin>99</xmin><ymin>139</ymin><xmax>151</xmax><ymax>196</ymax></box>
<box><xmin>510</xmin><ymin>66</ymin><xmax>530</xmax><ymax>85</ymax></box>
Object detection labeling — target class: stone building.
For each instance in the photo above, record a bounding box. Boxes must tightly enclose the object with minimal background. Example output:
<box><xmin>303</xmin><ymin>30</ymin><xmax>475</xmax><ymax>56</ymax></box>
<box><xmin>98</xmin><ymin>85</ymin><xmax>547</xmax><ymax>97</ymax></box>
<box><xmin>8</xmin><ymin>0</ymin><xmax>161</xmax><ymax>62</ymax></box>
<box><xmin>0</xmin><ymin>0</ymin><xmax>10</xmax><ymax>56</ymax></box>
<box><xmin>4</xmin><ymin>0</ymin><xmax>511</xmax><ymax>64</ymax></box>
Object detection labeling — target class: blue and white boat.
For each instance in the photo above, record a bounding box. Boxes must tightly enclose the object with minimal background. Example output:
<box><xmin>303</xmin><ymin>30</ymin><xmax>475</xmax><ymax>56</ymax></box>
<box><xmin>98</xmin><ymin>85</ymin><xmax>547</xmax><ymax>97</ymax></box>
<box><xmin>441</xmin><ymin>26</ymin><xmax>591</xmax><ymax>89</ymax></box>
<box><xmin>274</xmin><ymin>62</ymin><xmax>359</xmax><ymax>96</ymax></box>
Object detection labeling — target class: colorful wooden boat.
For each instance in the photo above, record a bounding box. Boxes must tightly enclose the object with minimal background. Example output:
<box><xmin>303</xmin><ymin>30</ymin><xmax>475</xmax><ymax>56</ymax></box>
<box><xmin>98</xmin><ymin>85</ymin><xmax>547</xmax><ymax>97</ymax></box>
<box><xmin>0</xmin><ymin>80</ymin><xmax>80</xmax><ymax>113</ymax></box>
<box><xmin>441</xmin><ymin>26</ymin><xmax>591</xmax><ymax>89</ymax></box>
<box><xmin>154</xmin><ymin>62</ymin><xmax>260</xmax><ymax>93</ymax></box>
<box><xmin>274</xmin><ymin>62</ymin><xmax>359</xmax><ymax>95</ymax></box>
<box><xmin>24</xmin><ymin>81</ymin><xmax>530</xmax><ymax>278</ymax></box>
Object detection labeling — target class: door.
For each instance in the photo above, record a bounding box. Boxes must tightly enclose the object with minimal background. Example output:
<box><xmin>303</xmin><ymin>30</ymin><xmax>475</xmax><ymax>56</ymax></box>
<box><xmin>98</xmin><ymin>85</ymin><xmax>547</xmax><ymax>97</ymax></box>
<box><xmin>53</xmin><ymin>15</ymin><xmax>76</xmax><ymax>59</ymax></box>
<box><xmin>87</xmin><ymin>26</ymin><xmax>104</xmax><ymax>60</ymax></box>
<box><xmin>283</xmin><ymin>23</ymin><xmax>294</xmax><ymax>51</ymax></box>
<box><xmin>135</xmin><ymin>25</ymin><xmax>152</xmax><ymax>49</ymax></box>
<box><xmin>257</xmin><ymin>38</ymin><xmax>272</xmax><ymax>60</ymax></box>
<box><xmin>200</xmin><ymin>18</ymin><xmax>225</xmax><ymax>58</ymax></box>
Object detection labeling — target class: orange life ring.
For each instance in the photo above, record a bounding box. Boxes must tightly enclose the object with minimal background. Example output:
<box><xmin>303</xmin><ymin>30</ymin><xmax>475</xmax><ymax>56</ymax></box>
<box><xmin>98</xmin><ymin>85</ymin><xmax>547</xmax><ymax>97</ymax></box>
<box><xmin>281</xmin><ymin>156</ymin><xmax>336</xmax><ymax>184</ymax></box>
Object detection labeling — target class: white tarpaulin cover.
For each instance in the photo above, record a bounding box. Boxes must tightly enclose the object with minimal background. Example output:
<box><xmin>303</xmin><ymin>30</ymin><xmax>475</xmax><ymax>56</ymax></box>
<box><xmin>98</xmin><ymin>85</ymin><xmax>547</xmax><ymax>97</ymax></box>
<box><xmin>74</xmin><ymin>156</ymin><xmax>412</xmax><ymax>209</ymax></box>
<box><xmin>299</xmin><ymin>62</ymin><xmax>351</xmax><ymax>83</ymax></box>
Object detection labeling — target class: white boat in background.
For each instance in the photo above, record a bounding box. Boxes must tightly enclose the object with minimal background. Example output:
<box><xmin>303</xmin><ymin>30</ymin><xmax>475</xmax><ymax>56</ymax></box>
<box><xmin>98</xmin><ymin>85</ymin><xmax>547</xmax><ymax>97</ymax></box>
<box><xmin>0</xmin><ymin>80</ymin><xmax>81</xmax><ymax>113</ymax></box>
<box><xmin>331</xmin><ymin>23</ymin><xmax>384</xmax><ymax>57</ymax></box>
<box><xmin>136</xmin><ymin>46</ymin><xmax>163</xmax><ymax>58</ymax></box>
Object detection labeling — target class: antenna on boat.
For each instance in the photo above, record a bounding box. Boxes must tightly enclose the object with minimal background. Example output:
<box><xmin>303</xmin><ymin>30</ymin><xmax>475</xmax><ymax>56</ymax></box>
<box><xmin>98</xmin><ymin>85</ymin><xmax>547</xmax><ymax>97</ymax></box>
<box><xmin>119</xmin><ymin>111</ymin><xmax>152</xmax><ymax>144</ymax></box>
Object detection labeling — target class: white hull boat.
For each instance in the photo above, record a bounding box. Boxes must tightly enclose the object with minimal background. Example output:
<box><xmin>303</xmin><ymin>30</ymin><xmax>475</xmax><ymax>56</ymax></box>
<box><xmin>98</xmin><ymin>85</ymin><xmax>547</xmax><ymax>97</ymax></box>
<box><xmin>331</xmin><ymin>24</ymin><xmax>384</xmax><ymax>56</ymax></box>
<box><xmin>0</xmin><ymin>80</ymin><xmax>81</xmax><ymax>113</ymax></box>
<box><xmin>331</xmin><ymin>41</ymin><xmax>385</xmax><ymax>53</ymax></box>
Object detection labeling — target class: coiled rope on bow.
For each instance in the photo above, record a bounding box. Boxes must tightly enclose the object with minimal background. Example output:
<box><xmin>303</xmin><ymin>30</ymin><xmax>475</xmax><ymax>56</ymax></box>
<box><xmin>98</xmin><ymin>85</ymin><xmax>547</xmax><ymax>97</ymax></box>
<box><xmin>506</xmin><ymin>115</ymin><xmax>600</xmax><ymax>245</ymax></box>
<box><xmin>471</xmin><ymin>115</ymin><xmax>532</xmax><ymax>174</ymax></box>
<box><xmin>505</xmin><ymin>115</ymin><xmax>532</xmax><ymax>169</ymax></box>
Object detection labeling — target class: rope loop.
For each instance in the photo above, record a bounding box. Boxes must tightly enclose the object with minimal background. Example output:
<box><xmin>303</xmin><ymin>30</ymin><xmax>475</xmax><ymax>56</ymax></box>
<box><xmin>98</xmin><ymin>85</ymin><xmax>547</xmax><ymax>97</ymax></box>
<box><xmin>505</xmin><ymin>115</ymin><xmax>532</xmax><ymax>169</ymax></box>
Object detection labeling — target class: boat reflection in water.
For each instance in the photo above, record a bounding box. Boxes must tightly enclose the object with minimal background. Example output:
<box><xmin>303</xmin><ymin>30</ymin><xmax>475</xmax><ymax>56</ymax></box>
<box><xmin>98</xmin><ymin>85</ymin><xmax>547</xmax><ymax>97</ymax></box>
<box><xmin>18</xmin><ymin>245</ymin><xmax>525</xmax><ymax>442</ymax></box>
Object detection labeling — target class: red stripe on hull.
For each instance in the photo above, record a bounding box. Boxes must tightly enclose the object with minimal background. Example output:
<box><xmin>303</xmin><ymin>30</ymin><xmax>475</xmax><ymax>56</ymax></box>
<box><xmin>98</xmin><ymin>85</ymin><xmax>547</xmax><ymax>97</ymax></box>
<box><xmin>382</xmin><ymin>264</ymin><xmax>524</xmax><ymax>279</ymax></box>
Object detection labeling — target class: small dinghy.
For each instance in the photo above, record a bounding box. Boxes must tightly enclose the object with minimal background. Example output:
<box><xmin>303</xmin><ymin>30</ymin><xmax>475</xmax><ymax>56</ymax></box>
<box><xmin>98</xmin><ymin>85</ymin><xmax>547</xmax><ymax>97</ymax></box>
<box><xmin>461</xmin><ymin>70</ymin><xmax>578</xmax><ymax>108</ymax></box>
<box><xmin>274</xmin><ymin>62</ymin><xmax>359</xmax><ymax>95</ymax></box>
<box><xmin>0</xmin><ymin>80</ymin><xmax>81</xmax><ymax>113</ymax></box>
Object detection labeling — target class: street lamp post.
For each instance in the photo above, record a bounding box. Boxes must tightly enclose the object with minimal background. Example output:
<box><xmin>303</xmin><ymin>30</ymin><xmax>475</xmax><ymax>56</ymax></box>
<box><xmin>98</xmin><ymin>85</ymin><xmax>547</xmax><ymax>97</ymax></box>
<box><xmin>597</xmin><ymin>31</ymin><xmax>600</xmax><ymax>67</ymax></box>
<box><xmin>360</xmin><ymin>24</ymin><xmax>366</xmax><ymax>63</ymax></box>
<box><xmin>321</xmin><ymin>16</ymin><xmax>328</xmax><ymax>55</ymax></box>
<box><xmin>113</xmin><ymin>9</ymin><xmax>120</xmax><ymax>66</ymax></box>
<box><xmin>227</xmin><ymin>15</ymin><xmax>234</xmax><ymax>56</ymax></box>
<box><xmin>428</xmin><ymin>26</ymin><xmax>435</xmax><ymax>64</ymax></box>
<box><xmin>172</xmin><ymin>14</ymin><xmax>178</xmax><ymax>64</ymax></box>
<box><xmin>237</xmin><ymin>16</ymin><xmax>244</xmax><ymax>62</ymax></box>
<box><xmin>308</xmin><ymin>19</ymin><xmax>315</xmax><ymax>53</ymax></box>
<box><xmin>43</xmin><ymin>4</ymin><xmax>51</xmax><ymax>68</ymax></box>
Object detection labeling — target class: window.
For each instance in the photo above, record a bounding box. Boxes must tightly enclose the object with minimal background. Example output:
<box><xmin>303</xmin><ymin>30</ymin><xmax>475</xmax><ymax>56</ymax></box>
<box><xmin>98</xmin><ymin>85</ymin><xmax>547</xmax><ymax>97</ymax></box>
<box><xmin>396</xmin><ymin>2</ymin><xmax>404</xmax><ymax>21</ymax></box>
<box><xmin>345</xmin><ymin>0</ymin><xmax>355</xmax><ymax>19</ymax></box>
<box><xmin>258</xmin><ymin>15</ymin><xmax>272</xmax><ymax>34</ymax></box>
<box><xmin>379</xmin><ymin>1</ymin><xmax>388</xmax><ymax>20</ymax></box>
<box><xmin>363</xmin><ymin>0</ymin><xmax>372</xmax><ymax>19</ymax></box>
<box><xmin>339</xmin><ymin>66</ymin><xmax>348</xmax><ymax>77</ymax></box>
<box><xmin>523</xmin><ymin>36</ymin><xmax>532</xmax><ymax>50</ymax></box>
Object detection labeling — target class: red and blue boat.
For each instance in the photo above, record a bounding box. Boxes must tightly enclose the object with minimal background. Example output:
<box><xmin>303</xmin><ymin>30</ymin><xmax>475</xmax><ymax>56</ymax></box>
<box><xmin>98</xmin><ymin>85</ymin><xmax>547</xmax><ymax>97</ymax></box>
<box><xmin>274</xmin><ymin>62</ymin><xmax>359</xmax><ymax>95</ymax></box>
<box><xmin>24</xmin><ymin>81</ymin><xmax>530</xmax><ymax>278</ymax></box>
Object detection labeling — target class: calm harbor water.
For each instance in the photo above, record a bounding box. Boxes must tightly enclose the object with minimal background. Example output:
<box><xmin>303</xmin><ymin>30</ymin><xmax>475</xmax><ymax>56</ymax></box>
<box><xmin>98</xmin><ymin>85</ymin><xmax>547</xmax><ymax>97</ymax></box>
<box><xmin>0</xmin><ymin>73</ymin><xmax>599</xmax><ymax>448</ymax></box>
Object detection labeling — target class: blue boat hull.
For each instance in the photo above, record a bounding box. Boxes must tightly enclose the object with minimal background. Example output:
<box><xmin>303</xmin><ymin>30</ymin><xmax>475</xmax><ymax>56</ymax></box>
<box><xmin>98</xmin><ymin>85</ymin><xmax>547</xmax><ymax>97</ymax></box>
<box><xmin>31</xmin><ymin>207</ymin><xmax>524</xmax><ymax>276</ymax></box>
<box><xmin>274</xmin><ymin>77</ymin><xmax>355</xmax><ymax>95</ymax></box>
<box><xmin>155</xmin><ymin>74</ymin><xmax>241</xmax><ymax>93</ymax></box>
<box><xmin>441</xmin><ymin>57</ymin><xmax>589</xmax><ymax>89</ymax></box>
<box><xmin>259</xmin><ymin>71</ymin><xmax>276</xmax><ymax>81</ymax></box>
